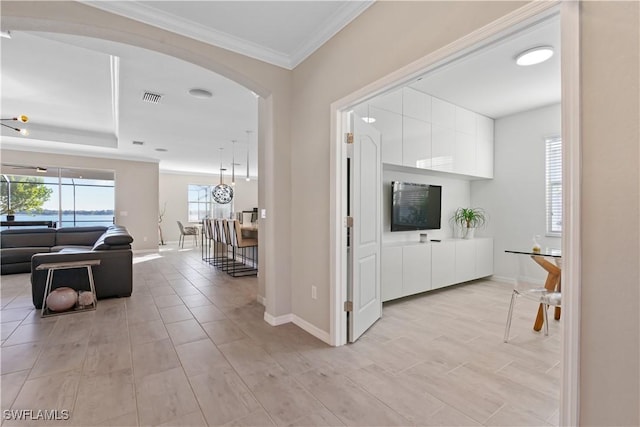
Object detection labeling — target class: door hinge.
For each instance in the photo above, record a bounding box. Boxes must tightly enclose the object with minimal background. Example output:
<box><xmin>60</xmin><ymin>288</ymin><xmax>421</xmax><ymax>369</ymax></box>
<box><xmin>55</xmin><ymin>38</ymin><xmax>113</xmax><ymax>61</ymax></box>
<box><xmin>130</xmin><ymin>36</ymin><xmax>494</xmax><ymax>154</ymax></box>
<box><xmin>344</xmin><ymin>301</ymin><xmax>353</xmax><ymax>312</ymax></box>
<box><xmin>345</xmin><ymin>132</ymin><xmax>354</xmax><ymax>144</ymax></box>
<box><xmin>345</xmin><ymin>216</ymin><xmax>353</xmax><ymax>228</ymax></box>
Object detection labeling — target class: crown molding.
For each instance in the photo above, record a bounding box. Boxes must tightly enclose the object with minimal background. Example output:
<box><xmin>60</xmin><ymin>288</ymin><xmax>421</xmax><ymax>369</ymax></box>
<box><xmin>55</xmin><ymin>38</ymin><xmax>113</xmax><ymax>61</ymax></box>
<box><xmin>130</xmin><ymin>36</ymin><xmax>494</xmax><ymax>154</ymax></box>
<box><xmin>80</xmin><ymin>1</ymin><xmax>372</xmax><ymax>70</ymax></box>
<box><xmin>289</xmin><ymin>1</ymin><xmax>374</xmax><ymax>68</ymax></box>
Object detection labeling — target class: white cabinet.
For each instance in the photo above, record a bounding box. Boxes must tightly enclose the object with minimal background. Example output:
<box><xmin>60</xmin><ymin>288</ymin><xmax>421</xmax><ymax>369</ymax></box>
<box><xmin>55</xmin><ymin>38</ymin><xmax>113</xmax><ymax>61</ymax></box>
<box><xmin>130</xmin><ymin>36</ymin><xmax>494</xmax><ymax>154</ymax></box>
<box><xmin>365</xmin><ymin>91</ymin><xmax>493</xmax><ymax>178</ymax></box>
<box><xmin>403</xmin><ymin>87</ymin><xmax>431</xmax><ymax>121</ymax></box>
<box><xmin>431</xmin><ymin>124</ymin><xmax>455</xmax><ymax>172</ymax></box>
<box><xmin>455</xmin><ymin>239</ymin><xmax>477</xmax><ymax>283</ymax></box>
<box><xmin>454</xmin><ymin>131</ymin><xmax>476</xmax><ymax>175</ymax></box>
<box><xmin>431</xmin><ymin>240</ymin><xmax>456</xmax><ymax>290</ymax></box>
<box><xmin>402</xmin><ymin>244</ymin><xmax>432</xmax><ymax>296</ymax></box>
<box><xmin>432</xmin><ymin>97</ymin><xmax>455</xmax><ymax>128</ymax></box>
<box><xmin>372</xmin><ymin>107</ymin><xmax>403</xmax><ymax>165</ymax></box>
<box><xmin>476</xmin><ymin>115</ymin><xmax>494</xmax><ymax>178</ymax></box>
<box><xmin>382</xmin><ymin>246</ymin><xmax>403</xmax><ymax>302</ymax></box>
<box><xmin>403</xmin><ymin>116</ymin><xmax>431</xmax><ymax>169</ymax></box>
<box><xmin>475</xmin><ymin>238</ymin><xmax>494</xmax><ymax>278</ymax></box>
<box><xmin>382</xmin><ymin>238</ymin><xmax>493</xmax><ymax>302</ymax></box>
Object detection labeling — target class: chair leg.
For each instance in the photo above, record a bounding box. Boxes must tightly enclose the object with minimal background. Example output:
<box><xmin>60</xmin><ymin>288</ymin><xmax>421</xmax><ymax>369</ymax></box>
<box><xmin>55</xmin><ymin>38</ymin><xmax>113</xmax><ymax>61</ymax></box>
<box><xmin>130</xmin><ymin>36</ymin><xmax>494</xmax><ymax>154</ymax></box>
<box><xmin>504</xmin><ymin>291</ymin><xmax>517</xmax><ymax>343</ymax></box>
<box><xmin>543</xmin><ymin>304</ymin><xmax>549</xmax><ymax>336</ymax></box>
<box><xmin>179</xmin><ymin>235</ymin><xmax>183</xmax><ymax>248</ymax></box>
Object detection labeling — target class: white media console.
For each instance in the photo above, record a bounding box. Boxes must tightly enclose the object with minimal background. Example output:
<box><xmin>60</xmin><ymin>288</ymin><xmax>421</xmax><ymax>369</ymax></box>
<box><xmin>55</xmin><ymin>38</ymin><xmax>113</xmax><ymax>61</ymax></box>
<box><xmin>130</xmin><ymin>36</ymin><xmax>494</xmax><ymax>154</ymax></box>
<box><xmin>382</xmin><ymin>237</ymin><xmax>493</xmax><ymax>302</ymax></box>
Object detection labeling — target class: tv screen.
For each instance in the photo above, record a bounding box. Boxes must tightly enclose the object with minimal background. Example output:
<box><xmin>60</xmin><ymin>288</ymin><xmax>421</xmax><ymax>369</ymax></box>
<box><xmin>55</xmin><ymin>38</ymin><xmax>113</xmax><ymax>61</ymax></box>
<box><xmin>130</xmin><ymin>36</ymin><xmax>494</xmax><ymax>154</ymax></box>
<box><xmin>391</xmin><ymin>182</ymin><xmax>442</xmax><ymax>231</ymax></box>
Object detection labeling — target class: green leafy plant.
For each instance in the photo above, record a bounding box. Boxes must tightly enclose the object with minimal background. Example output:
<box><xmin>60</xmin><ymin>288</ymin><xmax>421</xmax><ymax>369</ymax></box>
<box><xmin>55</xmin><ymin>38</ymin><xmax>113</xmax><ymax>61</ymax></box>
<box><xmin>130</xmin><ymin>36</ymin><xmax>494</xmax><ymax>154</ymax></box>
<box><xmin>452</xmin><ymin>207</ymin><xmax>487</xmax><ymax>229</ymax></box>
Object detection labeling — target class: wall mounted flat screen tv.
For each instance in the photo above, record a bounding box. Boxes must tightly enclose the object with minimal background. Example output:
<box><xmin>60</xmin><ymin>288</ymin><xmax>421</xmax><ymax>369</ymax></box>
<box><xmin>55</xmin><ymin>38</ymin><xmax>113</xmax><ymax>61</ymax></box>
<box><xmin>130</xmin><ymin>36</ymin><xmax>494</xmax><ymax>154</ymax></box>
<box><xmin>391</xmin><ymin>182</ymin><xmax>442</xmax><ymax>231</ymax></box>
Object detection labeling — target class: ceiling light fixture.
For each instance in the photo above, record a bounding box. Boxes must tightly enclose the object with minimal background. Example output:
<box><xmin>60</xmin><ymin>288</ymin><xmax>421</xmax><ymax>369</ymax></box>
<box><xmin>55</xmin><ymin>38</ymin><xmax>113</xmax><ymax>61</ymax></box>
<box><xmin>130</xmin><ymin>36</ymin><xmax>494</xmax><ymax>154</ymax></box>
<box><xmin>188</xmin><ymin>88</ymin><xmax>213</xmax><ymax>98</ymax></box>
<box><xmin>231</xmin><ymin>140</ymin><xmax>237</xmax><ymax>186</ymax></box>
<box><xmin>245</xmin><ymin>130</ymin><xmax>253</xmax><ymax>182</ymax></box>
<box><xmin>361</xmin><ymin>117</ymin><xmax>376</xmax><ymax>123</ymax></box>
<box><xmin>515</xmin><ymin>46</ymin><xmax>554</xmax><ymax>66</ymax></box>
<box><xmin>1</xmin><ymin>115</ymin><xmax>29</xmax><ymax>136</ymax></box>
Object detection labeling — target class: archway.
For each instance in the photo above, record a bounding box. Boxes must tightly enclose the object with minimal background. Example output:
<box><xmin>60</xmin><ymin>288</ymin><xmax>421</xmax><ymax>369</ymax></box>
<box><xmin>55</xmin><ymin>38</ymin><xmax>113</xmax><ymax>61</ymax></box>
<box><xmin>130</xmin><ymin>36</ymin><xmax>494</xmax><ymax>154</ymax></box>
<box><xmin>1</xmin><ymin>1</ymin><xmax>293</xmax><ymax>322</ymax></box>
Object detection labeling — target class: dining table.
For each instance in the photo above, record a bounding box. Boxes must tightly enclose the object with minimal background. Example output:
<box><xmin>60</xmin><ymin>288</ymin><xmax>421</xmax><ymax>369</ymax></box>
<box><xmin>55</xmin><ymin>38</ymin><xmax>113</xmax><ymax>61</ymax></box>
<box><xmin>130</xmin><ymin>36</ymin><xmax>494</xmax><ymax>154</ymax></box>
<box><xmin>505</xmin><ymin>248</ymin><xmax>561</xmax><ymax>331</ymax></box>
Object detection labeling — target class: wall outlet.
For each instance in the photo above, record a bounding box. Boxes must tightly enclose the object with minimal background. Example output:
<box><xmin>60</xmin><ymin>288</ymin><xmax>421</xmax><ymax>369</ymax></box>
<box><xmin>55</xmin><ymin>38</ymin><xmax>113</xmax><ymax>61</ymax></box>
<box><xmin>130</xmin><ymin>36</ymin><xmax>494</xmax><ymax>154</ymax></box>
<box><xmin>311</xmin><ymin>286</ymin><xmax>317</xmax><ymax>300</ymax></box>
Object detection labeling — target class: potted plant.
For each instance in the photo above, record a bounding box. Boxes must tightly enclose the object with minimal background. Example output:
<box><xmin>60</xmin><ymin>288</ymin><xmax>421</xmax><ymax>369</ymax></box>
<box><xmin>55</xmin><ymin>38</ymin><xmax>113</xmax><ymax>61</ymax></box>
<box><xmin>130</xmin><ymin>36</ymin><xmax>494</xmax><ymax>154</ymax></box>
<box><xmin>452</xmin><ymin>207</ymin><xmax>487</xmax><ymax>239</ymax></box>
<box><xmin>5</xmin><ymin>208</ymin><xmax>15</xmax><ymax>222</ymax></box>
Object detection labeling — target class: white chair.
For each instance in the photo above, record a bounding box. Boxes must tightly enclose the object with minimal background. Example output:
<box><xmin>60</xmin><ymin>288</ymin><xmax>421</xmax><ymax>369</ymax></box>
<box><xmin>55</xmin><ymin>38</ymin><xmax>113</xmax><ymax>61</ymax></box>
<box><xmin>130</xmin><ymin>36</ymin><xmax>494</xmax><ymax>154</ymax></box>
<box><xmin>504</xmin><ymin>252</ymin><xmax>561</xmax><ymax>342</ymax></box>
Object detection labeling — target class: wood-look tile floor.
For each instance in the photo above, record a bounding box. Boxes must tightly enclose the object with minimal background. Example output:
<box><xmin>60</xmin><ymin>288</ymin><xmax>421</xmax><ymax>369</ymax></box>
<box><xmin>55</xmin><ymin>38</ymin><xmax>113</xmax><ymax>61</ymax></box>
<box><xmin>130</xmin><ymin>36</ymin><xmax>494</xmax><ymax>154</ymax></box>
<box><xmin>1</xmin><ymin>246</ymin><xmax>560</xmax><ymax>426</ymax></box>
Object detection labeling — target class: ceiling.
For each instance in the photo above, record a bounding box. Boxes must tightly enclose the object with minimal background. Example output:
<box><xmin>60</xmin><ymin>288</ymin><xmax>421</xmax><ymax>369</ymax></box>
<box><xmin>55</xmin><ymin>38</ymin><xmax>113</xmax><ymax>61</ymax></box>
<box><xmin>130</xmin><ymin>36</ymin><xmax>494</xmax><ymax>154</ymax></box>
<box><xmin>358</xmin><ymin>15</ymin><xmax>561</xmax><ymax>119</ymax></box>
<box><xmin>1</xmin><ymin>3</ymin><xmax>559</xmax><ymax>178</ymax></box>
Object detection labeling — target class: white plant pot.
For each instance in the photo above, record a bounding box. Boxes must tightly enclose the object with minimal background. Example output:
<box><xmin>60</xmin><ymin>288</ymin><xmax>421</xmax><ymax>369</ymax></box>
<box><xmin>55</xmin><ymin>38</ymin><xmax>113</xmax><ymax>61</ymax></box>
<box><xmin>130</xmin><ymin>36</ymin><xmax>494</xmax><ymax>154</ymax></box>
<box><xmin>463</xmin><ymin>227</ymin><xmax>476</xmax><ymax>239</ymax></box>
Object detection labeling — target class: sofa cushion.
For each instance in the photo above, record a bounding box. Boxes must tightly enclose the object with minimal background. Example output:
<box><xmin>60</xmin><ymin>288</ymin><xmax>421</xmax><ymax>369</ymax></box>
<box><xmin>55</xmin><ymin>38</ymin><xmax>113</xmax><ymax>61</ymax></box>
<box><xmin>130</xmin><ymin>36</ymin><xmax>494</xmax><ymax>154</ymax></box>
<box><xmin>0</xmin><ymin>229</ymin><xmax>56</xmax><ymax>248</ymax></box>
<box><xmin>0</xmin><ymin>247</ymin><xmax>52</xmax><ymax>263</ymax></box>
<box><xmin>55</xmin><ymin>227</ymin><xmax>108</xmax><ymax>247</ymax></box>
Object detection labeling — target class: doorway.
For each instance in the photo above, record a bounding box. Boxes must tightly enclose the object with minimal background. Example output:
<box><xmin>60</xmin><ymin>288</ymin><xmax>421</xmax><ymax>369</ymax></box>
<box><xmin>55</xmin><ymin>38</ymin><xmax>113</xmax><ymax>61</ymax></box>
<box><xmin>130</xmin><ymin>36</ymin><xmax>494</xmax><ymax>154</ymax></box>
<box><xmin>332</xmin><ymin>1</ymin><xmax>580</xmax><ymax>424</ymax></box>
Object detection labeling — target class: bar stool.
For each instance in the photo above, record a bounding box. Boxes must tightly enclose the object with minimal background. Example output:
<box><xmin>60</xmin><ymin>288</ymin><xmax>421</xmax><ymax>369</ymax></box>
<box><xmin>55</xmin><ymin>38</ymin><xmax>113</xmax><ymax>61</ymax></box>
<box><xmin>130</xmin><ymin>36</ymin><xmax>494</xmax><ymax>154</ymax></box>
<box><xmin>226</xmin><ymin>219</ymin><xmax>258</xmax><ymax>277</ymax></box>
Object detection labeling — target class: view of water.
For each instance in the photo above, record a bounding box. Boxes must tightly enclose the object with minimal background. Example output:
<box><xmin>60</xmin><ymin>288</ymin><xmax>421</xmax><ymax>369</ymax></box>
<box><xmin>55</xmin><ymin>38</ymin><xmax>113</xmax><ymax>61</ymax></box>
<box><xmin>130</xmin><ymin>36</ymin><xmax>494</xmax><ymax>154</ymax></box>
<box><xmin>3</xmin><ymin>214</ymin><xmax>114</xmax><ymax>229</ymax></box>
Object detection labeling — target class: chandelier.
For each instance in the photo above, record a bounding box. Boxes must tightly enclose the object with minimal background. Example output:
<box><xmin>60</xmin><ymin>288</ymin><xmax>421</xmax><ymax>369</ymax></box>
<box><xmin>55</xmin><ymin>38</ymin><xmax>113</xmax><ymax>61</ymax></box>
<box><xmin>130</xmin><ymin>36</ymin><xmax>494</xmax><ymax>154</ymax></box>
<box><xmin>212</xmin><ymin>148</ymin><xmax>233</xmax><ymax>204</ymax></box>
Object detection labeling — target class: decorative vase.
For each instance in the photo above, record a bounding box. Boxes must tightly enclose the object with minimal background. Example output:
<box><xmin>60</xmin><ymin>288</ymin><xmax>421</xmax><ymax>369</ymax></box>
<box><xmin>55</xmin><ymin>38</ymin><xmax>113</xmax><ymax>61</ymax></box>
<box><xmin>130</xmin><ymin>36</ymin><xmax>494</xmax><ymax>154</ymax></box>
<box><xmin>46</xmin><ymin>287</ymin><xmax>78</xmax><ymax>312</ymax></box>
<box><xmin>6</xmin><ymin>214</ymin><xmax>15</xmax><ymax>221</ymax></box>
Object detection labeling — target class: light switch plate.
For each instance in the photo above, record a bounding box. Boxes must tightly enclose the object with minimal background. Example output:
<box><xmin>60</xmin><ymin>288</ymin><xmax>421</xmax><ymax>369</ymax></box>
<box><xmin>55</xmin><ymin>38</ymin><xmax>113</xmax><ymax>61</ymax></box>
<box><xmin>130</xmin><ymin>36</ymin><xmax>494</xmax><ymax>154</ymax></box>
<box><xmin>261</xmin><ymin>209</ymin><xmax>267</xmax><ymax>219</ymax></box>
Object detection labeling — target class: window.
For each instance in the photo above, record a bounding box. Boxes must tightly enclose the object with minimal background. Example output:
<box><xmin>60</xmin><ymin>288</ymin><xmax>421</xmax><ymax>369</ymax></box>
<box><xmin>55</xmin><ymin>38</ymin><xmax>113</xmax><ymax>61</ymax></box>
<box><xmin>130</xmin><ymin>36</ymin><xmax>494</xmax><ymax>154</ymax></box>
<box><xmin>1</xmin><ymin>167</ymin><xmax>114</xmax><ymax>229</ymax></box>
<box><xmin>545</xmin><ymin>137</ymin><xmax>562</xmax><ymax>236</ymax></box>
<box><xmin>187</xmin><ymin>184</ymin><xmax>232</xmax><ymax>222</ymax></box>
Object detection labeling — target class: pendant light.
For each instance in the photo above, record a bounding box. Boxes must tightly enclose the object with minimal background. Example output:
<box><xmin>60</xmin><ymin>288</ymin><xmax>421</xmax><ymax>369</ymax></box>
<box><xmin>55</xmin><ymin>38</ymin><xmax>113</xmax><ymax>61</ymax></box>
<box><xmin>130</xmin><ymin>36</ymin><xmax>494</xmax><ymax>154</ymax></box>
<box><xmin>231</xmin><ymin>140</ymin><xmax>236</xmax><ymax>186</ymax></box>
<box><xmin>212</xmin><ymin>148</ymin><xmax>233</xmax><ymax>204</ymax></box>
<box><xmin>245</xmin><ymin>130</ymin><xmax>252</xmax><ymax>181</ymax></box>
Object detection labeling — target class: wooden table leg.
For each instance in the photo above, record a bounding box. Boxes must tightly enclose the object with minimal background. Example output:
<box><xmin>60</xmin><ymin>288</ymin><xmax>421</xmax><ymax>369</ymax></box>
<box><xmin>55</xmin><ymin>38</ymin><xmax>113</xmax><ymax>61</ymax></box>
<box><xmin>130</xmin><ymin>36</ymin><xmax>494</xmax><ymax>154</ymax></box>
<box><xmin>531</xmin><ymin>256</ymin><xmax>561</xmax><ymax>331</ymax></box>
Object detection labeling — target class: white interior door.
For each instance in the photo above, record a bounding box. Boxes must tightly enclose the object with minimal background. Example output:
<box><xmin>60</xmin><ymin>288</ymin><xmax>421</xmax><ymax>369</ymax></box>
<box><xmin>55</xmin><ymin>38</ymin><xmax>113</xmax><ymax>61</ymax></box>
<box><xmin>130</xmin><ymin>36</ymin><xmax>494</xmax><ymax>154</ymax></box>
<box><xmin>348</xmin><ymin>114</ymin><xmax>382</xmax><ymax>342</ymax></box>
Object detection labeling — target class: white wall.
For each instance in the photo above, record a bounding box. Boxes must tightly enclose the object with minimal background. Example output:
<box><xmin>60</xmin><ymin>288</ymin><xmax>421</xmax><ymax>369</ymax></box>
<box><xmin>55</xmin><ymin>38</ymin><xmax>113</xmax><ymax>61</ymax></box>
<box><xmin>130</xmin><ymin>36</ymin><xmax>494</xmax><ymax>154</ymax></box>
<box><xmin>0</xmin><ymin>149</ymin><xmax>159</xmax><ymax>250</ymax></box>
<box><xmin>158</xmin><ymin>171</ymin><xmax>258</xmax><ymax>242</ymax></box>
<box><xmin>382</xmin><ymin>167</ymin><xmax>472</xmax><ymax>243</ymax></box>
<box><xmin>472</xmin><ymin>104</ymin><xmax>561</xmax><ymax>281</ymax></box>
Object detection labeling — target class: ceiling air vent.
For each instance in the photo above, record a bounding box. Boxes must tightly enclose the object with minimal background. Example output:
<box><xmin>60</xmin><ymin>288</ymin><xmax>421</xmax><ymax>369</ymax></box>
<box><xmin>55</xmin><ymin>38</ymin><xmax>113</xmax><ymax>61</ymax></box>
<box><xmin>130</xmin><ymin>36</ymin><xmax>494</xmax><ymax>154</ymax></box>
<box><xmin>132</xmin><ymin>140</ymin><xmax>144</xmax><ymax>146</ymax></box>
<box><xmin>142</xmin><ymin>91</ymin><xmax>162</xmax><ymax>104</ymax></box>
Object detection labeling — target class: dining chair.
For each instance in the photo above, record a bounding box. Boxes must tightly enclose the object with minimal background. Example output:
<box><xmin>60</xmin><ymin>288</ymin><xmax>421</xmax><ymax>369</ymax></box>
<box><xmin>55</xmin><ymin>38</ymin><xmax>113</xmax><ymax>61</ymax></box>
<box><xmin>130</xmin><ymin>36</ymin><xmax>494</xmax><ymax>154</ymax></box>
<box><xmin>176</xmin><ymin>221</ymin><xmax>198</xmax><ymax>248</ymax></box>
<box><xmin>504</xmin><ymin>252</ymin><xmax>561</xmax><ymax>342</ymax></box>
<box><xmin>225</xmin><ymin>219</ymin><xmax>258</xmax><ymax>277</ymax></box>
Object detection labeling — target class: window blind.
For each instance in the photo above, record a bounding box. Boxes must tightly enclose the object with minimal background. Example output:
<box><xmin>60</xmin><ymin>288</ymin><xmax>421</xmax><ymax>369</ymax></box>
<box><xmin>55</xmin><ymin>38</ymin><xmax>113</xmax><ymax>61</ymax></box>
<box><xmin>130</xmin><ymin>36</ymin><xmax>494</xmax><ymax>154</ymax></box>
<box><xmin>545</xmin><ymin>137</ymin><xmax>562</xmax><ymax>236</ymax></box>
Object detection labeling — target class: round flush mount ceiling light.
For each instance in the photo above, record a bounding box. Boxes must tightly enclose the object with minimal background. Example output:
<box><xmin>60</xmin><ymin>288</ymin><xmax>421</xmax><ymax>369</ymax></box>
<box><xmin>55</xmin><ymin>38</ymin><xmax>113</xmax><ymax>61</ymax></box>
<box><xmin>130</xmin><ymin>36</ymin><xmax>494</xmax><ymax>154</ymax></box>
<box><xmin>515</xmin><ymin>46</ymin><xmax>554</xmax><ymax>66</ymax></box>
<box><xmin>361</xmin><ymin>116</ymin><xmax>376</xmax><ymax>123</ymax></box>
<box><xmin>188</xmin><ymin>88</ymin><xmax>213</xmax><ymax>98</ymax></box>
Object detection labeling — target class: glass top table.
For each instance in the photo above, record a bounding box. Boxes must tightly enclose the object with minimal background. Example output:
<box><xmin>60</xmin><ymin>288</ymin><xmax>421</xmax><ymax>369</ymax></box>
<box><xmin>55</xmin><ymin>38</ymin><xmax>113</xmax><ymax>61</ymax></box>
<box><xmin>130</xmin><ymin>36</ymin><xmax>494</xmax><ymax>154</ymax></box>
<box><xmin>505</xmin><ymin>248</ymin><xmax>561</xmax><ymax>258</ymax></box>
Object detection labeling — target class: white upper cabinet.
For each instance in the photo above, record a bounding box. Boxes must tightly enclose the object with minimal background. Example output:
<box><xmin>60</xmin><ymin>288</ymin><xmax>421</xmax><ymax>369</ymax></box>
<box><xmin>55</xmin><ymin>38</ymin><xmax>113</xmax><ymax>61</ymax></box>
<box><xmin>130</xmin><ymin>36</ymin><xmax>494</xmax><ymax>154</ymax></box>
<box><xmin>431</xmin><ymin>97</ymin><xmax>455</xmax><ymax>128</ymax></box>
<box><xmin>454</xmin><ymin>130</ymin><xmax>476</xmax><ymax>175</ymax></box>
<box><xmin>358</xmin><ymin>90</ymin><xmax>493</xmax><ymax>178</ymax></box>
<box><xmin>369</xmin><ymin>88</ymin><xmax>403</xmax><ymax>115</ymax></box>
<box><xmin>402</xmin><ymin>87</ymin><xmax>431</xmax><ymax>122</ymax></box>
<box><xmin>371</xmin><ymin>107</ymin><xmax>403</xmax><ymax>165</ymax></box>
<box><xmin>403</xmin><ymin>116</ymin><xmax>431</xmax><ymax>169</ymax></box>
<box><xmin>431</xmin><ymin>124</ymin><xmax>455</xmax><ymax>172</ymax></box>
<box><xmin>476</xmin><ymin>114</ymin><xmax>494</xmax><ymax>178</ymax></box>
<box><xmin>455</xmin><ymin>106</ymin><xmax>476</xmax><ymax>135</ymax></box>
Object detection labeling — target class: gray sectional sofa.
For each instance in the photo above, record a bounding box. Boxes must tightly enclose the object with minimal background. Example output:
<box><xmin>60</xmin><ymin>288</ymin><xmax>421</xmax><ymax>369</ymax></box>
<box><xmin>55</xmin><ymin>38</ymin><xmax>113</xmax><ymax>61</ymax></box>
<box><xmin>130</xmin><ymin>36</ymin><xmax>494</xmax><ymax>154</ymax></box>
<box><xmin>0</xmin><ymin>225</ymin><xmax>134</xmax><ymax>308</ymax></box>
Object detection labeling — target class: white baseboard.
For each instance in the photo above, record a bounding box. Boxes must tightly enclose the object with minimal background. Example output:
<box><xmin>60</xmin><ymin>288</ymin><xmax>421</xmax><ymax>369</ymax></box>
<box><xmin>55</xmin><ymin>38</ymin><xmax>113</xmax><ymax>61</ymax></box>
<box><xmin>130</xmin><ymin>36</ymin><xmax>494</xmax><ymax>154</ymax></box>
<box><xmin>262</xmin><ymin>311</ymin><xmax>331</xmax><ymax>345</ymax></box>
<box><xmin>256</xmin><ymin>295</ymin><xmax>266</xmax><ymax>306</ymax></box>
<box><xmin>132</xmin><ymin>248</ymin><xmax>160</xmax><ymax>254</ymax></box>
<box><xmin>263</xmin><ymin>311</ymin><xmax>293</xmax><ymax>326</ymax></box>
<box><xmin>491</xmin><ymin>275</ymin><xmax>514</xmax><ymax>284</ymax></box>
<box><xmin>292</xmin><ymin>315</ymin><xmax>331</xmax><ymax>345</ymax></box>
